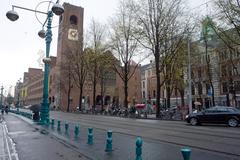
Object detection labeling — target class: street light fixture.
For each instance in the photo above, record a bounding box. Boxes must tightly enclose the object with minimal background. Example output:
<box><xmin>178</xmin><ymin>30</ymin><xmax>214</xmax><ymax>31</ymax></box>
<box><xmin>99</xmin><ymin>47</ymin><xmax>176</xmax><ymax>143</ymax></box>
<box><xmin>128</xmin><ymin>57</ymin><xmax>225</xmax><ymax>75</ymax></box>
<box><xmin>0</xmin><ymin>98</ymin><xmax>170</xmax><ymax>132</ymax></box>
<box><xmin>6</xmin><ymin>9</ymin><xmax>19</xmax><ymax>21</ymax></box>
<box><xmin>6</xmin><ymin>1</ymin><xmax>64</xmax><ymax>125</ymax></box>
<box><xmin>38</xmin><ymin>29</ymin><xmax>46</xmax><ymax>38</ymax></box>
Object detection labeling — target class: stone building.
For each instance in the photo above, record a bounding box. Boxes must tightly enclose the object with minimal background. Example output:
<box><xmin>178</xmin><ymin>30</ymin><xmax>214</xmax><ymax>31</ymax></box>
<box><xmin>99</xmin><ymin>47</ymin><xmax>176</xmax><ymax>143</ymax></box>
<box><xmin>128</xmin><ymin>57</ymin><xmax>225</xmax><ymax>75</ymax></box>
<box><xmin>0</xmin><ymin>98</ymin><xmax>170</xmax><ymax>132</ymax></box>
<box><xmin>15</xmin><ymin>3</ymin><xmax>143</xmax><ymax>111</ymax></box>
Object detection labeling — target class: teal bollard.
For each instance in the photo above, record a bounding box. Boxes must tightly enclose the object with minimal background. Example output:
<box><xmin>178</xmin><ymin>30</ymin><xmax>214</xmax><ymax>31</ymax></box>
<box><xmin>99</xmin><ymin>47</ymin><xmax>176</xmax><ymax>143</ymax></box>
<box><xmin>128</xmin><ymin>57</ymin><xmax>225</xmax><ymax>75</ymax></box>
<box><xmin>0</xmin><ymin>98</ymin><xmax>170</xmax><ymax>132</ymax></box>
<box><xmin>46</xmin><ymin>118</ymin><xmax>50</xmax><ymax>125</ymax></box>
<box><xmin>57</xmin><ymin>120</ymin><xmax>61</xmax><ymax>131</ymax></box>
<box><xmin>51</xmin><ymin>119</ymin><xmax>55</xmax><ymax>126</ymax></box>
<box><xmin>105</xmin><ymin>130</ymin><xmax>113</xmax><ymax>152</ymax></box>
<box><xmin>181</xmin><ymin>148</ymin><xmax>191</xmax><ymax>160</ymax></box>
<box><xmin>74</xmin><ymin>125</ymin><xmax>80</xmax><ymax>138</ymax></box>
<box><xmin>65</xmin><ymin>123</ymin><xmax>69</xmax><ymax>133</ymax></box>
<box><xmin>135</xmin><ymin>137</ymin><xmax>143</xmax><ymax>160</ymax></box>
<box><xmin>87</xmin><ymin>128</ymin><xmax>93</xmax><ymax>145</ymax></box>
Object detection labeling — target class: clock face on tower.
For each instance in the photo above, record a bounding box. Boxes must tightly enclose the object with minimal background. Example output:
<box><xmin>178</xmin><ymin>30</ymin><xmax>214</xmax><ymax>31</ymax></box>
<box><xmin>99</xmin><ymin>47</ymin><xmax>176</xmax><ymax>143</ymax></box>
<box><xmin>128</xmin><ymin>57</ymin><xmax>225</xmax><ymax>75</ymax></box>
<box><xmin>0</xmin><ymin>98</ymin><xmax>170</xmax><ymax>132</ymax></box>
<box><xmin>68</xmin><ymin>28</ymin><xmax>78</xmax><ymax>41</ymax></box>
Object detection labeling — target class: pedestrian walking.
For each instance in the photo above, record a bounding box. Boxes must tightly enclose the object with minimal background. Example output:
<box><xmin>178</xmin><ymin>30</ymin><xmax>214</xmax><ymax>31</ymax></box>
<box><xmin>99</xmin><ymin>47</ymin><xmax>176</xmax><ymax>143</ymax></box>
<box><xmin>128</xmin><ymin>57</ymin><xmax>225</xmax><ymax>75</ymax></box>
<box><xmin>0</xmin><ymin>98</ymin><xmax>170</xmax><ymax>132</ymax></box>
<box><xmin>5</xmin><ymin>105</ymin><xmax>9</xmax><ymax>114</ymax></box>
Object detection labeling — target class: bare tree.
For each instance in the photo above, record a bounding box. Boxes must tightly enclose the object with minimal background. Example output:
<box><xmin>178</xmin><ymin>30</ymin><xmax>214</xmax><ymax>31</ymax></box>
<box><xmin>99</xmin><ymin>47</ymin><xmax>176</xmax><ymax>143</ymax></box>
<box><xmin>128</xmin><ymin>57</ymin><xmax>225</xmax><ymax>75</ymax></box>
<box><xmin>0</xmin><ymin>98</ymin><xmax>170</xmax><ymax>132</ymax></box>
<box><xmin>212</xmin><ymin>0</ymin><xmax>240</xmax><ymax>106</ymax></box>
<box><xmin>134</xmin><ymin>0</ymin><xmax>187</xmax><ymax>117</ymax></box>
<box><xmin>200</xmin><ymin>17</ymin><xmax>220</xmax><ymax>106</ymax></box>
<box><xmin>109</xmin><ymin>0</ymin><xmax>140</xmax><ymax>108</ymax></box>
<box><xmin>86</xmin><ymin>19</ymin><xmax>106</xmax><ymax>111</ymax></box>
<box><xmin>67</xmin><ymin>40</ymin><xmax>88</xmax><ymax>111</ymax></box>
<box><xmin>98</xmin><ymin>51</ymin><xmax>116</xmax><ymax>111</ymax></box>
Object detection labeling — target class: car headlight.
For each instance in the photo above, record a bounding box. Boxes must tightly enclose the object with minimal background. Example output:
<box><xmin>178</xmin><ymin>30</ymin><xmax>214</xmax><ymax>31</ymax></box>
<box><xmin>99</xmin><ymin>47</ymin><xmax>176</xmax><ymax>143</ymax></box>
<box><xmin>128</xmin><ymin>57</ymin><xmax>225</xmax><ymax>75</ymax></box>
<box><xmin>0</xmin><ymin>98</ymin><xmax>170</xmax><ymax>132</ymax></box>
<box><xmin>185</xmin><ymin>115</ymin><xmax>189</xmax><ymax>119</ymax></box>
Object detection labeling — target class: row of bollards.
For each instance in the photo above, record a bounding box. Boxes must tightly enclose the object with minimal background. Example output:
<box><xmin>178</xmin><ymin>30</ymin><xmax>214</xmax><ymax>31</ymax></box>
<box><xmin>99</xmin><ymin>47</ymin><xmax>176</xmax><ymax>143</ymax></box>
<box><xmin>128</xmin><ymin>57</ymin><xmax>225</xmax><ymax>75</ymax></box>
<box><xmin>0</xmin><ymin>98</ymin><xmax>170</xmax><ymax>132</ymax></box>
<box><xmin>49</xmin><ymin>118</ymin><xmax>191</xmax><ymax>160</ymax></box>
<box><xmin>10</xmin><ymin>110</ymin><xmax>191</xmax><ymax>160</ymax></box>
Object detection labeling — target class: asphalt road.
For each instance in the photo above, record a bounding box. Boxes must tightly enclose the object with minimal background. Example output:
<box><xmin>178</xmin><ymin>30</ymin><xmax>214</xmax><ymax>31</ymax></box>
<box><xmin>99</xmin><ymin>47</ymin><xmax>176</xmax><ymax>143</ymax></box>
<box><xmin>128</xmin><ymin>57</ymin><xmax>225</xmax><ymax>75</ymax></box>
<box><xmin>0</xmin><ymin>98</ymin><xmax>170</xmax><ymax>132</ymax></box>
<box><xmin>50</xmin><ymin>111</ymin><xmax>240</xmax><ymax>160</ymax></box>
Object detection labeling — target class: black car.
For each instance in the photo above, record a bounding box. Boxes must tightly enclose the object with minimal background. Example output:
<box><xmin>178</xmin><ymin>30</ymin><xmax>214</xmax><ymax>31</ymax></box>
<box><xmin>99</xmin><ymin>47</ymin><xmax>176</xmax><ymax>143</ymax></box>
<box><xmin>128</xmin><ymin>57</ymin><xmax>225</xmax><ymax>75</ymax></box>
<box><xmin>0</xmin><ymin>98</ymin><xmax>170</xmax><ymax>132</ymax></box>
<box><xmin>185</xmin><ymin>106</ymin><xmax>240</xmax><ymax>127</ymax></box>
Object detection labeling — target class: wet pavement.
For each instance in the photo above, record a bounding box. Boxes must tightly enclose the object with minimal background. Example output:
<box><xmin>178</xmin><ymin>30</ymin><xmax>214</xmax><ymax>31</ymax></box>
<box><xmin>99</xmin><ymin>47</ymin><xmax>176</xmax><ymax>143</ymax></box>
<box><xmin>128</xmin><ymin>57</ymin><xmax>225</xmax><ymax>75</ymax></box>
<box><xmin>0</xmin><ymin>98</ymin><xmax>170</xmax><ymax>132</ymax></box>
<box><xmin>47</xmin><ymin>121</ymin><xmax>239</xmax><ymax>160</ymax></box>
<box><xmin>2</xmin><ymin>112</ymin><xmax>240</xmax><ymax>160</ymax></box>
<box><xmin>0</xmin><ymin>114</ymin><xmax>89</xmax><ymax>160</ymax></box>
<box><xmin>50</xmin><ymin>111</ymin><xmax>240</xmax><ymax>159</ymax></box>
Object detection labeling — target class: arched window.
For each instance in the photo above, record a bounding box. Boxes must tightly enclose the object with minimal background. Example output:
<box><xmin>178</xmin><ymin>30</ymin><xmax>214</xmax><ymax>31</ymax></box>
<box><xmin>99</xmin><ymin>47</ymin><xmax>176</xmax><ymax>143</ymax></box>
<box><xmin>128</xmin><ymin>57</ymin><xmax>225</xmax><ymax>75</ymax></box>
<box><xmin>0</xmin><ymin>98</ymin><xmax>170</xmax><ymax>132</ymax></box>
<box><xmin>70</xmin><ymin>15</ymin><xmax>78</xmax><ymax>25</ymax></box>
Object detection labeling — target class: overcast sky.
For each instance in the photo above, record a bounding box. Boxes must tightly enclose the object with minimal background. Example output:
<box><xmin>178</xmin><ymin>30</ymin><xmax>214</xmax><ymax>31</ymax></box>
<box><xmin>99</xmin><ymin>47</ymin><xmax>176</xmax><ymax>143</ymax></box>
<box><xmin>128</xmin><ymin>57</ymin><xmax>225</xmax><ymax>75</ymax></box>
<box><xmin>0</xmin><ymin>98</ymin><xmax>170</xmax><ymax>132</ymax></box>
<box><xmin>0</xmin><ymin>0</ymin><xmax>207</xmax><ymax>95</ymax></box>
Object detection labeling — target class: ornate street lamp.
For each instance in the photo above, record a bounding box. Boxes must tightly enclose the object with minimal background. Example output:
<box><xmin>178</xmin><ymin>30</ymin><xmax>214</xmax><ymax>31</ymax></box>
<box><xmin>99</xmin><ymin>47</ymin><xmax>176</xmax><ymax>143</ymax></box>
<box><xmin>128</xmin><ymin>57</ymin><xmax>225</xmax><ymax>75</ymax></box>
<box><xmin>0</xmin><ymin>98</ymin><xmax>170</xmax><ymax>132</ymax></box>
<box><xmin>6</xmin><ymin>1</ymin><xmax>64</xmax><ymax>125</ymax></box>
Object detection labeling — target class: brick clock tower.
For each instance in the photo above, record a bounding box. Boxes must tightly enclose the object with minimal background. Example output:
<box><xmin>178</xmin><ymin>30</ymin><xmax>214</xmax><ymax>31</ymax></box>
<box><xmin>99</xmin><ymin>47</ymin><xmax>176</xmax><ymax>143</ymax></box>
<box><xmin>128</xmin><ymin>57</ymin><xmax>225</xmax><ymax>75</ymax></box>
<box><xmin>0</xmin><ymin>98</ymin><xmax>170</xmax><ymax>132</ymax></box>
<box><xmin>55</xmin><ymin>3</ymin><xmax>84</xmax><ymax>111</ymax></box>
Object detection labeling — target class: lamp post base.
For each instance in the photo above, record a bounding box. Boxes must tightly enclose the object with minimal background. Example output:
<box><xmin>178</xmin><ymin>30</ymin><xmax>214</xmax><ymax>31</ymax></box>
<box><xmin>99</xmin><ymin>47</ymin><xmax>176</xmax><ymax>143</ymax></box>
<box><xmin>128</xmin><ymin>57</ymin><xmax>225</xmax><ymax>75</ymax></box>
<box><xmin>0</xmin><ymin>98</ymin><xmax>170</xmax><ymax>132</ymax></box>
<box><xmin>39</xmin><ymin>102</ymin><xmax>50</xmax><ymax>125</ymax></box>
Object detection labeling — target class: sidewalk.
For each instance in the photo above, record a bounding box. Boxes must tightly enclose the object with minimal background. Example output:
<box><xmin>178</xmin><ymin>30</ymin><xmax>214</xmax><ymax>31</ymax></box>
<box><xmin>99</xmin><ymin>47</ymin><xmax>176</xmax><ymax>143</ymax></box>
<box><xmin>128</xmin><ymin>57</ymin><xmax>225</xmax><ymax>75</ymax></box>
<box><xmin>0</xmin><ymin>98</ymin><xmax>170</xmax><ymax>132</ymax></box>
<box><xmin>1</xmin><ymin>114</ymin><xmax>90</xmax><ymax>160</ymax></box>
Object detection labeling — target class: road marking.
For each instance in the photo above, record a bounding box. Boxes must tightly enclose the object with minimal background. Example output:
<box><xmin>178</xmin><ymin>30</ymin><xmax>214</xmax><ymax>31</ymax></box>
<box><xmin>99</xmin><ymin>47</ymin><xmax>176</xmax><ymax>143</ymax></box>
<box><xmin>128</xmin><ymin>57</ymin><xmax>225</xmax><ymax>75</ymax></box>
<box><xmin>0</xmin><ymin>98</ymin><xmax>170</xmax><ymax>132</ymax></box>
<box><xmin>0</xmin><ymin>123</ymin><xmax>6</xmax><ymax>160</ymax></box>
<box><xmin>3</xmin><ymin>122</ymin><xmax>12</xmax><ymax>160</ymax></box>
<box><xmin>1</xmin><ymin>121</ymin><xmax>19</xmax><ymax>160</ymax></box>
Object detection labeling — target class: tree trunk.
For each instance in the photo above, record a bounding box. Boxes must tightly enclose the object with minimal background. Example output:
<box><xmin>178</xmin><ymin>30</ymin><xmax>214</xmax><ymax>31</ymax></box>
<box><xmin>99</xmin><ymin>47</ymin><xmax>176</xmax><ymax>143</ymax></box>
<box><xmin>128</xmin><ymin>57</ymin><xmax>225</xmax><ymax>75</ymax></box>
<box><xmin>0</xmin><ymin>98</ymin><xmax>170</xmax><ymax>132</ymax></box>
<box><xmin>78</xmin><ymin>85</ymin><xmax>83</xmax><ymax>111</ymax></box>
<box><xmin>205</xmin><ymin>40</ymin><xmax>215</xmax><ymax>106</ymax></box>
<box><xmin>124</xmin><ymin>63</ymin><xmax>128</xmax><ymax>108</ymax></box>
<box><xmin>166</xmin><ymin>84</ymin><xmax>171</xmax><ymax>108</ymax></box>
<box><xmin>100</xmin><ymin>76</ymin><xmax>104</xmax><ymax>112</ymax></box>
<box><xmin>93</xmin><ymin>62</ymin><xmax>97</xmax><ymax>112</ymax></box>
<box><xmin>180</xmin><ymin>89</ymin><xmax>185</xmax><ymax>107</ymax></box>
<box><xmin>155</xmin><ymin>47</ymin><xmax>161</xmax><ymax>118</ymax></box>
<box><xmin>226</xmin><ymin>93</ymin><xmax>230</xmax><ymax>106</ymax></box>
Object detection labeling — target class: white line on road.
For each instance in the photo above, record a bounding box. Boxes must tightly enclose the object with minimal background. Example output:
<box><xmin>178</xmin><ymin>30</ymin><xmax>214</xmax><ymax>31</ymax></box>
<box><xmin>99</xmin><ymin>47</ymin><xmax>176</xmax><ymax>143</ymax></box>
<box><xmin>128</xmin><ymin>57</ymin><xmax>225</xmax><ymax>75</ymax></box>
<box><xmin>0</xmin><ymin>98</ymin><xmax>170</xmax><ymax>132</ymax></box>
<box><xmin>1</xmin><ymin>124</ymin><xmax>6</xmax><ymax>160</ymax></box>
<box><xmin>3</xmin><ymin>122</ymin><xmax>12</xmax><ymax>160</ymax></box>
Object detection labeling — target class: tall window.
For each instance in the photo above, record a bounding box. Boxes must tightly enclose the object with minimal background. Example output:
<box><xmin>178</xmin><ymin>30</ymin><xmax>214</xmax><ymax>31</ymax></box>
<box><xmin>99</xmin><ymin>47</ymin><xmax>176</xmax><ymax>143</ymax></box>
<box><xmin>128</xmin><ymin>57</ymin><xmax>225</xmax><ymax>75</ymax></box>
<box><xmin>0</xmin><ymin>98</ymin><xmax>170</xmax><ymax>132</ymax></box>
<box><xmin>192</xmin><ymin>84</ymin><xmax>195</xmax><ymax>95</ymax></box>
<box><xmin>142</xmin><ymin>81</ymin><xmax>145</xmax><ymax>89</ymax></box>
<box><xmin>206</xmin><ymin>83</ymin><xmax>210</xmax><ymax>94</ymax></box>
<box><xmin>198</xmin><ymin>83</ymin><xmax>202</xmax><ymax>95</ymax></box>
<box><xmin>148</xmin><ymin>70</ymin><xmax>151</xmax><ymax>76</ymax></box>
<box><xmin>198</xmin><ymin>69</ymin><xmax>201</xmax><ymax>78</ymax></box>
<box><xmin>148</xmin><ymin>91</ymin><xmax>151</xmax><ymax>98</ymax></box>
<box><xmin>234</xmin><ymin>81</ymin><xmax>240</xmax><ymax>91</ymax></box>
<box><xmin>222</xmin><ymin>82</ymin><xmax>228</xmax><ymax>93</ymax></box>
<box><xmin>70</xmin><ymin>15</ymin><xmax>78</xmax><ymax>25</ymax></box>
<box><xmin>221</xmin><ymin>65</ymin><xmax>227</xmax><ymax>77</ymax></box>
<box><xmin>143</xmin><ymin>91</ymin><xmax>145</xmax><ymax>98</ymax></box>
<box><xmin>191</xmin><ymin>71</ymin><xmax>194</xmax><ymax>79</ymax></box>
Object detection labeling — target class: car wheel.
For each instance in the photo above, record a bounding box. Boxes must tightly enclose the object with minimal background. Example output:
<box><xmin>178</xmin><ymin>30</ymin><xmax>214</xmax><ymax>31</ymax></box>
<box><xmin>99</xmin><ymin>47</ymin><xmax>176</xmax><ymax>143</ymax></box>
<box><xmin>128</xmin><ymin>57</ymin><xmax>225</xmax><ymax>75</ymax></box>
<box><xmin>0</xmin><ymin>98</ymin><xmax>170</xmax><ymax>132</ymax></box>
<box><xmin>190</xmin><ymin>118</ymin><xmax>198</xmax><ymax>126</ymax></box>
<box><xmin>228</xmin><ymin>118</ymin><xmax>238</xmax><ymax>127</ymax></box>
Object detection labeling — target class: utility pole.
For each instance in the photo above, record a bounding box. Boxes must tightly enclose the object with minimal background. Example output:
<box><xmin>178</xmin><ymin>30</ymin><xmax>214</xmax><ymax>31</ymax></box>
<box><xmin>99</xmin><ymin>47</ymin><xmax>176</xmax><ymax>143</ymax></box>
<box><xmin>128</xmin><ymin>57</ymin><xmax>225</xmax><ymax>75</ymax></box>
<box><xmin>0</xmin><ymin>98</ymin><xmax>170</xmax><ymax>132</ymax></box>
<box><xmin>188</xmin><ymin>36</ymin><xmax>192</xmax><ymax>114</ymax></box>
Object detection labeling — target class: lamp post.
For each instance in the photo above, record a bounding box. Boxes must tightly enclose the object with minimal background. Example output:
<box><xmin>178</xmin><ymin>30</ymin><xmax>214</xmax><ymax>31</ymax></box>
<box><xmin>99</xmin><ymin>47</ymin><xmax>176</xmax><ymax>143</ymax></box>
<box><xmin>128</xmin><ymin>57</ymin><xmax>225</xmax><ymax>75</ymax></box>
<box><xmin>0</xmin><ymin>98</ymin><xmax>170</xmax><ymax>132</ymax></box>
<box><xmin>6</xmin><ymin>1</ymin><xmax>64</xmax><ymax>124</ymax></box>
